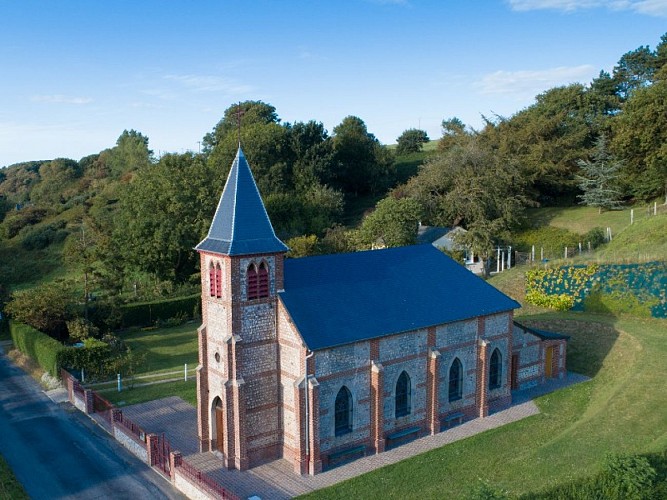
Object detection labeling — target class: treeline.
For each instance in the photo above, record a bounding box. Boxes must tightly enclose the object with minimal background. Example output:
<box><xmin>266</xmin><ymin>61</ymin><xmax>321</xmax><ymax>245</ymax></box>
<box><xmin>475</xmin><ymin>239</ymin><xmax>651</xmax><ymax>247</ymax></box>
<box><xmin>0</xmin><ymin>33</ymin><xmax>666</xmax><ymax>337</ymax></box>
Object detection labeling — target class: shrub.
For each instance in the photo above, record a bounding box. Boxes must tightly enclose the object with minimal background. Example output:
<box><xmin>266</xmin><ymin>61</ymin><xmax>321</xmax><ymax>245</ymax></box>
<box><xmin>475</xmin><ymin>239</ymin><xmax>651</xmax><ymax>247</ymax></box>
<box><xmin>120</xmin><ymin>294</ymin><xmax>199</xmax><ymax>328</ymax></box>
<box><xmin>585</xmin><ymin>226</ymin><xmax>607</xmax><ymax>249</ymax></box>
<box><xmin>600</xmin><ymin>453</ymin><xmax>656</xmax><ymax>500</ymax></box>
<box><xmin>20</xmin><ymin>222</ymin><xmax>68</xmax><ymax>250</ymax></box>
<box><xmin>9</xmin><ymin>322</ymin><xmax>65</xmax><ymax>376</ymax></box>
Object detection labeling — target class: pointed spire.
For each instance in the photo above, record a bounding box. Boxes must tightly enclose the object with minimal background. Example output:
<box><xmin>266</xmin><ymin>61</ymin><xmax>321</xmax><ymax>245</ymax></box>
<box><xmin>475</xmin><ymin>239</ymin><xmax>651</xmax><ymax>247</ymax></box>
<box><xmin>196</xmin><ymin>147</ymin><xmax>288</xmax><ymax>256</ymax></box>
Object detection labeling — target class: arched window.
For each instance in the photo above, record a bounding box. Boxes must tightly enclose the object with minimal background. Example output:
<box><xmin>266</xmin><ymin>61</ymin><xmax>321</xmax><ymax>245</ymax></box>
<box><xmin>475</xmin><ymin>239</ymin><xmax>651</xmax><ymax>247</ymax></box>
<box><xmin>215</xmin><ymin>263</ymin><xmax>222</xmax><ymax>298</ymax></box>
<box><xmin>395</xmin><ymin>371</ymin><xmax>411</xmax><ymax>418</ymax></box>
<box><xmin>489</xmin><ymin>348</ymin><xmax>502</xmax><ymax>390</ymax></box>
<box><xmin>334</xmin><ymin>386</ymin><xmax>353</xmax><ymax>436</ymax></box>
<box><xmin>247</xmin><ymin>264</ymin><xmax>258</xmax><ymax>300</ymax></box>
<box><xmin>258</xmin><ymin>262</ymin><xmax>269</xmax><ymax>298</ymax></box>
<box><xmin>209</xmin><ymin>263</ymin><xmax>216</xmax><ymax>297</ymax></box>
<box><xmin>448</xmin><ymin>358</ymin><xmax>463</xmax><ymax>402</ymax></box>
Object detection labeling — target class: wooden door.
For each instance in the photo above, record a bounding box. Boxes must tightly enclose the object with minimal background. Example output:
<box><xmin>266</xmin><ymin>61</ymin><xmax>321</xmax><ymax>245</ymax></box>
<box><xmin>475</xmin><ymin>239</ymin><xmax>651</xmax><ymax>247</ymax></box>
<box><xmin>215</xmin><ymin>406</ymin><xmax>224</xmax><ymax>452</ymax></box>
<box><xmin>545</xmin><ymin>346</ymin><xmax>554</xmax><ymax>378</ymax></box>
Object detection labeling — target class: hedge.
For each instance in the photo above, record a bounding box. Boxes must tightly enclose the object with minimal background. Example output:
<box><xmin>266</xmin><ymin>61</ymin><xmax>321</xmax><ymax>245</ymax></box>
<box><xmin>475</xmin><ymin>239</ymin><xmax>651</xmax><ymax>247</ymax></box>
<box><xmin>120</xmin><ymin>293</ymin><xmax>200</xmax><ymax>328</ymax></box>
<box><xmin>9</xmin><ymin>321</ymin><xmax>65</xmax><ymax>377</ymax></box>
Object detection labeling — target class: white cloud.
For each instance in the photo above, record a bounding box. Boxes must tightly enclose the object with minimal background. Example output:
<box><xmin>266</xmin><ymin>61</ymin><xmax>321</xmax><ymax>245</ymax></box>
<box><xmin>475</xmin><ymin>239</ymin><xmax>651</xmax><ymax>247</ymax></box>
<box><xmin>163</xmin><ymin>74</ymin><xmax>253</xmax><ymax>94</ymax></box>
<box><xmin>30</xmin><ymin>95</ymin><xmax>93</xmax><ymax>105</ymax></box>
<box><xmin>475</xmin><ymin>65</ymin><xmax>597</xmax><ymax>99</ymax></box>
<box><xmin>507</xmin><ymin>0</ymin><xmax>667</xmax><ymax>17</ymax></box>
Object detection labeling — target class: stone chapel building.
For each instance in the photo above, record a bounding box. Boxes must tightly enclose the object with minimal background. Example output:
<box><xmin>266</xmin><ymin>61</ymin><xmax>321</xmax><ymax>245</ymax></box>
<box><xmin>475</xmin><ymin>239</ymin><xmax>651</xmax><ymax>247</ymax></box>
<box><xmin>195</xmin><ymin>148</ymin><xmax>568</xmax><ymax>475</ymax></box>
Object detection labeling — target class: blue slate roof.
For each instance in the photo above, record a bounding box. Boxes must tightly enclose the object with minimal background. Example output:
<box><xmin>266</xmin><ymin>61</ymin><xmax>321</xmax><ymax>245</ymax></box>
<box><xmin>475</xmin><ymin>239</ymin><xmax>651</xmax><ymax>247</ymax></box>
<box><xmin>279</xmin><ymin>244</ymin><xmax>520</xmax><ymax>350</ymax></box>
<box><xmin>196</xmin><ymin>147</ymin><xmax>288</xmax><ymax>256</ymax></box>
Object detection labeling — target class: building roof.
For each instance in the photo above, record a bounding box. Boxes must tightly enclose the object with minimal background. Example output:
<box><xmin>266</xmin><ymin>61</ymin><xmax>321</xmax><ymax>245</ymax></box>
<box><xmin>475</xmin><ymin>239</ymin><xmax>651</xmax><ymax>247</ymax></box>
<box><xmin>513</xmin><ymin>321</ymin><xmax>570</xmax><ymax>341</ymax></box>
<box><xmin>279</xmin><ymin>244</ymin><xmax>521</xmax><ymax>351</ymax></box>
<box><xmin>196</xmin><ymin>147</ymin><xmax>288</xmax><ymax>256</ymax></box>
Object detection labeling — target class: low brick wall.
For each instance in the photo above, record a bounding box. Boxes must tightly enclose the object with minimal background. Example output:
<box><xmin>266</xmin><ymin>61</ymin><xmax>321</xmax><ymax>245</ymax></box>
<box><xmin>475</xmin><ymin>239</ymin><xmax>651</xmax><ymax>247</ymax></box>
<box><xmin>114</xmin><ymin>425</ymin><xmax>148</xmax><ymax>463</ymax></box>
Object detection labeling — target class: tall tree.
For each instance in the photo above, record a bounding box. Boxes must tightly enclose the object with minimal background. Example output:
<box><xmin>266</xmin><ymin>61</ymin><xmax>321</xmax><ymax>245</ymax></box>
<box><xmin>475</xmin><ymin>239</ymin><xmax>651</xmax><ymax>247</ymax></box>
<box><xmin>396</xmin><ymin>128</ymin><xmax>429</xmax><ymax>155</ymax></box>
<box><xmin>612</xmin><ymin>78</ymin><xmax>667</xmax><ymax>200</ymax></box>
<box><xmin>107</xmin><ymin>130</ymin><xmax>153</xmax><ymax>179</ymax></box>
<box><xmin>331</xmin><ymin>116</ymin><xmax>395</xmax><ymax>195</ymax></box>
<box><xmin>357</xmin><ymin>196</ymin><xmax>423</xmax><ymax>248</ymax></box>
<box><xmin>613</xmin><ymin>46</ymin><xmax>658</xmax><ymax>100</ymax></box>
<box><xmin>113</xmin><ymin>152</ymin><xmax>216</xmax><ymax>282</ymax></box>
<box><xmin>576</xmin><ymin>135</ymin><xmax>623</xmax><ymax>213</ymax></box>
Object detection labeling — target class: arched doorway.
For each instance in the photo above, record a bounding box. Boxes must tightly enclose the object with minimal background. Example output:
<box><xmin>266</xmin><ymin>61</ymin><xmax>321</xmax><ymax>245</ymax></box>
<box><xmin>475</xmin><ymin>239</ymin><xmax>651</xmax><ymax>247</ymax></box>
<box><xmin>211</xmin><ymin>397</ymin><xmax>224</xmax><ymax>453</ymax></box>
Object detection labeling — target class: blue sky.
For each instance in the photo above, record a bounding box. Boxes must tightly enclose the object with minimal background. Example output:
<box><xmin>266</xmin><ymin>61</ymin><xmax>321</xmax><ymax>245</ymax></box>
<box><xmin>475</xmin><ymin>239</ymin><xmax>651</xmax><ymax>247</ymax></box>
<box><xmin>1</xmin><ymin>0</ymin><xmax>666</xmax><ymax>167</ymax></box>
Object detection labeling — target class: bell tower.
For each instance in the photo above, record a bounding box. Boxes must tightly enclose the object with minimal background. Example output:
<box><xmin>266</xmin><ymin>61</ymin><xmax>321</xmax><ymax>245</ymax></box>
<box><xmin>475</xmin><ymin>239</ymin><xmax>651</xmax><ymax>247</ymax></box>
<box><xmin>195</xmin><ymin>147</ymin><xmax>288</xmax><ymax>470</ymax></box>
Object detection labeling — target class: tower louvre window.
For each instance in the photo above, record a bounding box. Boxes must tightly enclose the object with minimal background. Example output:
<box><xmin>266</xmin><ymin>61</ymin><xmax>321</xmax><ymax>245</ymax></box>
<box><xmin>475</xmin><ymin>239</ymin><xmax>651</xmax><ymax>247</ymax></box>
<box><xmin>258</xmin><ymin>262</ymin><xmax>269</xmax><ymax>298</ymax></box>
<box><xmin>215</xmin><ymin>263</ymin><xmax>222</xmax><ymax>298</ymax></box>
<box><xmin>247</xmin><ymin>264</ymin><xmax>259</xmax><ymax>300</ymax></box>
<box><xmin>209</xmin><ymin>264</ymin><xmax>216</xmax><ymax>297</ymax></box>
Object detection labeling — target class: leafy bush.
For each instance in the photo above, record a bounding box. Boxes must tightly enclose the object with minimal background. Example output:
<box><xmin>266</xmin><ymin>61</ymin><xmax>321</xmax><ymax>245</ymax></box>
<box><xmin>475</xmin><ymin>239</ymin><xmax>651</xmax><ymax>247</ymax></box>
<box><xmin>524</xmin><ymin>290</ymin><xmax>575</xmax><ymax>310</ymax></box>
<box><xmin>600</xmin><ymin>453</ymin><xmax>656</xmax><ymax>499</ymax></box>
<box><xmin>120</xmin><ymin>294</ymin><xmax>199</xmax><ymax>328</ymax></box>
<box><xmin>20</xmin><ymin>222</ymin><xmax>68</xmax><ymax>250</ymax></box>
<box><xmin>585</xmin><ymin>226</ymin><xmax>607</xmax><ymax>249</ymax></box>
<box><xmin>10</xmin><ymin>322</ymin><xmax>65</xmax><ymax>376</ymax></box>
<box><xmin>0</xmin><ymin>207</ymin><xmax>49</xmax><ymax>239</ymax></box>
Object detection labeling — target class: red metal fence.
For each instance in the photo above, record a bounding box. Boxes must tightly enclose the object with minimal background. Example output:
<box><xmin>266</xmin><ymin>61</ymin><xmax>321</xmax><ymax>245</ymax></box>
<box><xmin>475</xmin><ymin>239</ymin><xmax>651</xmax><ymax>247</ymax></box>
<box><xmin>178</xmin><ymin>458</ymin><xmax>240</xmax><ymax>500</ymax></box>
<box><xmin>92</xmin><ymin>391</ymin><xmax>114</xmax><ymax>425</ymax></box>
<box><xmin>113</xmin><ymin>411</ymin><xmax>146</xmax><ymax>443</ymax></box>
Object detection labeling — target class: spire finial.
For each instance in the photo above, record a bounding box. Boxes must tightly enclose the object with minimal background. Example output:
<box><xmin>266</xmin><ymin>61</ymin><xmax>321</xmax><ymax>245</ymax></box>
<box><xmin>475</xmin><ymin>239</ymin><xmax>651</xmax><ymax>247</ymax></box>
<box><xmin>236</xmin><ymin>102</ymin><xmax>245</xmax><ymax>147</ymax></box>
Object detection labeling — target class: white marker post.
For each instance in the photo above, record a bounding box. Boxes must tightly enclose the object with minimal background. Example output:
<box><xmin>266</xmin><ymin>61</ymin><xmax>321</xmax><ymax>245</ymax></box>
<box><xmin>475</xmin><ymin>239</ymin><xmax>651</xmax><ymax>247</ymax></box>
<box><xmin>184</xmin><ymin>363</ymin><xmax>188</xmax><ymax>382</ymax></box>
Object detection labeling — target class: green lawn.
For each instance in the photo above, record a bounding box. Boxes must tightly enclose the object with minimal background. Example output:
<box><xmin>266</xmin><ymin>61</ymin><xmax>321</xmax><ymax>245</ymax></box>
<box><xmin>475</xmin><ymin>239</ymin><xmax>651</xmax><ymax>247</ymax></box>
<box><xmin>0</xmin><ymin>453</ymin><xmax>28</xmax><ymax>500</ymax></box>
<box><xmin>120</xmin><ymin>323</ymin><xmax>199</xmax><ymax>375</ymax></box>
<box><xmin>299</xmin><ymin>313</ymin><xmax>667</xmax><ymax>499</ymax></box>
<box><xmin>81</xmin><ymin>323</ymin><xmax>200</xmax><ymax>407</ymax></box>
<box><xmin>102</xmin><ymin>379</ymin><xmax>196</xmax><ymax>408</ymax></box>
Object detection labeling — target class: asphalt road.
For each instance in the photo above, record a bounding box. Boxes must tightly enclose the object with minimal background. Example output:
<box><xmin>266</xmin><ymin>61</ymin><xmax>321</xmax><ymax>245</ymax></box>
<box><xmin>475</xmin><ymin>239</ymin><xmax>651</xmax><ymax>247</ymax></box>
<box><xmin>0</xmin><ymin>348</ymin><xmax>186</xmax><ymax>500</ymax></box>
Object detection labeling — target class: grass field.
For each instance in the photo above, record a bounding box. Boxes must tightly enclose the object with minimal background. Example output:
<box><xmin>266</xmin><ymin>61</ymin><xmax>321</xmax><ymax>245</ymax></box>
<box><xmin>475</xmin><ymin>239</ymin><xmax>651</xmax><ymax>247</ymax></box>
<box><xmin>120</xmin><ymin>323</ymin><xmax>199</xmax><ymax>375</ymax></box>
<box><xmin>299</xmin><ymin>313</ymin><xmax>667</xmax><ymax>499</ymax></box>
<box><xmin>0</xmin><ymin>453</ymin><xmax>28</xmax><ymax>500</ymax></box>
<box><xmin>80</xmin><ymin>323</ymin><xmax>199</xmax><ymax>407</ymax></box>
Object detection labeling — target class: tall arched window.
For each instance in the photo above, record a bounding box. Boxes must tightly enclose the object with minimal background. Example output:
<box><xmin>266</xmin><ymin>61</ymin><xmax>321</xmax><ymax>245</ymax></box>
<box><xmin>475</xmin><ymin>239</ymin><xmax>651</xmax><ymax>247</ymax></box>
<box><xmin>215</xmin><ymin>263</ymin><xmax>222</xmax><ymax>298</ymax></box>
<box><xmin>395</xmin><ymin>371</ymin><xmax>411</xmax><ymax>418</ymax></box>
<box><xmin>258</xmin><ymin>262</ymin><xmax>269</xmax><ymax>298</ymax></box>
<box><xmin>448</xmin><ymin>358</ymin><xmax>463</xmax><ymax>402</ymax></box>
<box><xmin>209</xmin><ymin>264</ymin><xmax>216</xmax><ymax>297</ymax></box>
<box><xmin>334</xmin><ymin>386</ymin><xmax>353</xmax><ymax>436</ymax></box>
<box><xmin>489</xmin><ymin>348</ymin><xmax>502</xmax><ymax>390</ymax></box>
<box><xmin>247</xmin><ymin>264</ymin><xmax>258</xmax><ymax>300</ymax></box>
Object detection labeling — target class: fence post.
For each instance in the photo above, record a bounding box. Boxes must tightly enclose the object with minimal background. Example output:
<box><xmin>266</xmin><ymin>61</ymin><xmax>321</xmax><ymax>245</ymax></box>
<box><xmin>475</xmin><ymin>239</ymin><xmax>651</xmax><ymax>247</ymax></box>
<box><xmin>564</xmin><ymin>247</ymin><xmax>567</xmax><ymax>259</ymax></box>
<box><xmin>631</xmin><ymin>208</ymin><xmax>634</xmax><ymax>224</ymax></box>
<box><xmin>531</xmin><ymin>245</ymin><xmax>535</xmax><ymax>262</ymax></box>
<box><xmin>655</xmin><ymin>202</ymin><xmax>658</xmax><ymax>216</ymax></box>
<box><xmin>507</xmin><ymin>246</ymin><xmax>512</xmax><ymax>270</ymax></box>
<box><xmin>117</xmin><ymin>373</ymin><xmax>122</xmax><ymax>392</ymax></box>
<box><xmin>184</xmin><ymin>363</ymin><xmax>187</xmax><ymax>382</ymax></box>
<box><xmin>146</xmin><ymin>434</ymin><xmax>158</xmax><ymax>466</ymax></box>
<box><xmin>83</xmin><ymin>389</ymin><xmax>95</xmax><ymax>414</ymax></box>
<box><xmin>169</xmin><ymin>451</ymin><xmax>182</xmax><ymax>483</ymax></box>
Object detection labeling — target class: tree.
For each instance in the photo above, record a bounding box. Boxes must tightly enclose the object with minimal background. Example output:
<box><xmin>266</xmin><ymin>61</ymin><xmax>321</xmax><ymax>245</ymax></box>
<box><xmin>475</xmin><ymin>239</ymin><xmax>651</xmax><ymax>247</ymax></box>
<box><xmin>439</xmin><ymin>117</ymin><xmax>469</xmax><ymax>151</ymax></box>
<box><xmin>396</xmin><ymin>128</ymin><xmax>429</xmax><ymax>155</ymax></box>
<box><xmin>612</xmin><ymin>77</ymin><xmax>667</xmax><ymax>201</ymax></box>
<box><xmin>113</xmin><ymin>152</ymin><xmax>216</xmax><ymax>282</ymax></box>
<box><xmin>202</xmin><ymin>100</ymin><xmax>279</xmax><ymax>154</ymax></box>
<box><xmin>576</xmin><ymin>135</ymin><xmax>623</xmax><ymax>213</ymax></box>
<box><xmin>5</xmin><ymin>280</ymin><xmax>75</xmax><ymax>339</ymax></box>
<box><xmin>331</xmin><ymin>116</ymin><xmax>396</xmax><ymax>195</ymax></box>
<box><xmin>613</xmin><ymin>46</ymin><xmax>658</xmax><ymax>100</ymax></box>
<box><xmin>357</xmin><ymin>197</ymin><xmax>423</xmax><ymax>248</ymax></box>
<box><xmin>106</xmin><ymin>130</ymin><xmax>153</xmax><ymax>179</ymax></box>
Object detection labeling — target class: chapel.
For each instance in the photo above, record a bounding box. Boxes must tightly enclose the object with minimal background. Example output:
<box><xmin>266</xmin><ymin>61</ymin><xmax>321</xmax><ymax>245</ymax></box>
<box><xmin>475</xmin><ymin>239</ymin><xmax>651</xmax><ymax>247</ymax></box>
<box><xmin>194</xmin><ymin>147</ymin><xmax>568</xmax><ymax>475</ymax></box>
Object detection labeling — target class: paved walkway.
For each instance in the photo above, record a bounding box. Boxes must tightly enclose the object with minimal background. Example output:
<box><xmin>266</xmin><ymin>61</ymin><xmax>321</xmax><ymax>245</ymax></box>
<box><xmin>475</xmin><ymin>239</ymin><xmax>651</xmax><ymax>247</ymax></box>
<box><xmin>122</xmin><ymin>372</ymin><xmax>589</xmax><ymax>499</ymax></box>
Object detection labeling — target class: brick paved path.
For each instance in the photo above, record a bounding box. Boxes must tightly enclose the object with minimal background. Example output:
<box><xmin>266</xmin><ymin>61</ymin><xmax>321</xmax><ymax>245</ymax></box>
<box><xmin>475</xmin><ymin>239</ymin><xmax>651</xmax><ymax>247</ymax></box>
<box><xmin>123</xmin><ymin>372</ymin><xmax>589</xmax><ymax>499</ymax></box>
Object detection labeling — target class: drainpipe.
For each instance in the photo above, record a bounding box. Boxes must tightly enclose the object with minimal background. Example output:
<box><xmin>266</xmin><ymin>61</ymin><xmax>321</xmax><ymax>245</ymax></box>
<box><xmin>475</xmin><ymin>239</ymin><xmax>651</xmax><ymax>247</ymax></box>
<box><xmin>304</xmin><ymin>350</ymin><xmax>314</xmax><ymax>464</ymax></box>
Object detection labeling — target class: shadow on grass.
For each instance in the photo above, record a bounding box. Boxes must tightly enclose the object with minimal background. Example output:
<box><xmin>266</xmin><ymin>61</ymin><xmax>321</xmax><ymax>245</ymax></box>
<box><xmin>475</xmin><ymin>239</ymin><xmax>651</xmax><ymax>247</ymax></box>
<box><xmin>518</xmin><ymin>312</ymin><xmax>619</xmax><ymax>378</ymax></box>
